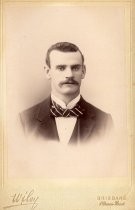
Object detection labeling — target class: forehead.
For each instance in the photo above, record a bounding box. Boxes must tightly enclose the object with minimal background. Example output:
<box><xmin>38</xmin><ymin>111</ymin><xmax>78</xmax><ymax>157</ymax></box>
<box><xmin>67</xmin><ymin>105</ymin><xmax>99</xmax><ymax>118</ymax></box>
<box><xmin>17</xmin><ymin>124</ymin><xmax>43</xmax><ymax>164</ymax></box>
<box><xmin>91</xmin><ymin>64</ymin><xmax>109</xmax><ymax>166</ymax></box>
<box><xmin>49</xmin><ymin>50</ymin><xmax>83</xmax><ymax>66</ymax></box>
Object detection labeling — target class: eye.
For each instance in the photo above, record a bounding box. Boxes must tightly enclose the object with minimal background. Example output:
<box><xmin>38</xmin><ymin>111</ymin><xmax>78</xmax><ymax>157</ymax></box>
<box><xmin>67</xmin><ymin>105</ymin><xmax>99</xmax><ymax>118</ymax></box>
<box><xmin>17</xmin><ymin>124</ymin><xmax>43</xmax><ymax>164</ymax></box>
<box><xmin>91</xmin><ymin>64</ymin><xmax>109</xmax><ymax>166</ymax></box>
<box><xmin>56</xmin><ymin>65</ymin><xmax>66</xmax><ymax>71</ymax></box>
<box><xmin>71</xmin><ymin>65</ymin><xmax>81</xmax><ymax>71</ymax></box>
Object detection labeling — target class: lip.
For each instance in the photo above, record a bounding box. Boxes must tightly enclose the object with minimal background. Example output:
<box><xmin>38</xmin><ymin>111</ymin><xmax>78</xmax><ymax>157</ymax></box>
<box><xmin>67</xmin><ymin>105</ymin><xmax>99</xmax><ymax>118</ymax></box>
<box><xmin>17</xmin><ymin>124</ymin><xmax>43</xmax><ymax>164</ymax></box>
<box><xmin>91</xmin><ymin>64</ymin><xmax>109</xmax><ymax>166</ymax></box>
<box><xmin>63</xmin><ymin>82</ymin><xmax>78</xmax><ymax>85</ymax></box>
<box><xmin>63</xmin><ymin>83</ymin><xmax>78</xmax><ymax>86</ymax></box>
<box><xmin>64</xmin><ymin>82</ymin><xmax>76</xmax><ymax>84</ymax></box>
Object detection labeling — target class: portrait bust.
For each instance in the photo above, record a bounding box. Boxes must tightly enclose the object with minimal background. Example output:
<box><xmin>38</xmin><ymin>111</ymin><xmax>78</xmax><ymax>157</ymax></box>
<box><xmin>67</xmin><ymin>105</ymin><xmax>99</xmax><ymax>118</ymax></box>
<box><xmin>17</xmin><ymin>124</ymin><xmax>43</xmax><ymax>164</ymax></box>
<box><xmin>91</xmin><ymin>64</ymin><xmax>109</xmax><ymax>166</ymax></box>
<box><xmin>20</xmin><ymin>42</ymin><xmax>113</xmax><ymax>145</ymax></box>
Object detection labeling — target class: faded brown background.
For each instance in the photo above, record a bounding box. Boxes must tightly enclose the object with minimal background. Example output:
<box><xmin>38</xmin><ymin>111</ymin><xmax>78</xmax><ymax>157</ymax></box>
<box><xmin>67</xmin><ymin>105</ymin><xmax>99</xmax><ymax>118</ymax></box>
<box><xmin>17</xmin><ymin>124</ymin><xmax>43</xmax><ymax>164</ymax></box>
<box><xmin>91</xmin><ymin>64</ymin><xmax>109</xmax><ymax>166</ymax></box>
<box><xmin>4</xmin><ymin>3</ymin><xmax>129</xmax><ymax>127</ymax></box>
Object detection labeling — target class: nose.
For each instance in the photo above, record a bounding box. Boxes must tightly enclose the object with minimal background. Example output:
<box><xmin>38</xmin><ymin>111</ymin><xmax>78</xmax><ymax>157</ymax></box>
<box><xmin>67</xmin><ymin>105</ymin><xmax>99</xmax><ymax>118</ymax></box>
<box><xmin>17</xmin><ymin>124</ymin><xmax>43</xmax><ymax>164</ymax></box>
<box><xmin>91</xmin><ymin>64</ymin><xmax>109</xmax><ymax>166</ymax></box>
<box><xmin>65</xmin><ymin>67</ymin><xmax>73</xmax><ymax>78</ymax></box>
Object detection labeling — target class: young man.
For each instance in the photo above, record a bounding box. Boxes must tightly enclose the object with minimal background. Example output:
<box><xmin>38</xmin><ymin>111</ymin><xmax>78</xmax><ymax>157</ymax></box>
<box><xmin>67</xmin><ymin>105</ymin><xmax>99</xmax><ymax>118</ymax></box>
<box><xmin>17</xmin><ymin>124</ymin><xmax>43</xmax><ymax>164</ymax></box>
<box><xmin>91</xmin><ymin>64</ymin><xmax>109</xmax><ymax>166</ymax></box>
<box><xmin>20</xmin><ymin>42</ymin><xmax>113</xmax><ymax>144</ymax></box>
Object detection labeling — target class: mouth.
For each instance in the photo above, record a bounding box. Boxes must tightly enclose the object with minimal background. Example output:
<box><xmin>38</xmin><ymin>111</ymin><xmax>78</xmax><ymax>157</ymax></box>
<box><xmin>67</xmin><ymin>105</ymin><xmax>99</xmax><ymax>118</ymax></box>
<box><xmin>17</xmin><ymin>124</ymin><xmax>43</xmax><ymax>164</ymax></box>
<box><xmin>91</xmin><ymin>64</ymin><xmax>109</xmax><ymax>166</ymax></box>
<box><xmin>64</xmin><ymin>82</ymin><xmax>77</xmax><ymax>85</ymax></box>
<box><xmin>61</xmin><ymin>81</ymin><xmax>78</xmax><ymax>85</ymax></box>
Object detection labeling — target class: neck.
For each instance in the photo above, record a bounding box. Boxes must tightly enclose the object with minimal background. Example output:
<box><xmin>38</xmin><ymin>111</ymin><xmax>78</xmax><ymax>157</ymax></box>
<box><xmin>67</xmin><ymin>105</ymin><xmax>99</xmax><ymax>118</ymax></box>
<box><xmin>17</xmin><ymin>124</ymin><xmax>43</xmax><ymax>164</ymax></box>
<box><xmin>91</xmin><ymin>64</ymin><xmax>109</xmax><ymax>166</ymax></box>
<box><xmin>51</xmin><ymin>92</ymin><xmax>80</xmax><ymax>105</ymax></box>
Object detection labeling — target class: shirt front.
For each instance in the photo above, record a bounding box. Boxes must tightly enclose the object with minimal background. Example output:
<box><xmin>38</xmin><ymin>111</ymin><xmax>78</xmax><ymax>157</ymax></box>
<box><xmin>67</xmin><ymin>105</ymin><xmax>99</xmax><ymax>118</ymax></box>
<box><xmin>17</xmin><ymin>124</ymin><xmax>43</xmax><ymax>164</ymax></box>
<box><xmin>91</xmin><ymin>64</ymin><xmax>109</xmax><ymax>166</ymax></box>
<box><xmin>51</xmin><ymin>94</ymin><xmax>80</xmax><ymax>145</ymax></box>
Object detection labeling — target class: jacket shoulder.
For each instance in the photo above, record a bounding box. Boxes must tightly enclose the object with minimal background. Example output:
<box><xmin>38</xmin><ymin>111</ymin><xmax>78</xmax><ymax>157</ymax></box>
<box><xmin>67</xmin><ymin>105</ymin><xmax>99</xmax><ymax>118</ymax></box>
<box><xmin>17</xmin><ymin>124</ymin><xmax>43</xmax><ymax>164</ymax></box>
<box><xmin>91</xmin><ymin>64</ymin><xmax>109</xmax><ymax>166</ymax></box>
<box><xmin>81</xmin><ymin>98</ymin><xmax>109</xmax><ymax>116</ymax></box>
<box><xmin>19</xmin><ymin>97</ymin><xmax>50</xmax><ymax>129</ymax></box>
<box><xmin>20</xmin><ymin>101</ymin><xmax>43</xmax><ymax>120</ymax></box>
<box><xmin>81</xmin><ymin>98</ymin><xmax>113</xmax><ymax>130</ymax></box>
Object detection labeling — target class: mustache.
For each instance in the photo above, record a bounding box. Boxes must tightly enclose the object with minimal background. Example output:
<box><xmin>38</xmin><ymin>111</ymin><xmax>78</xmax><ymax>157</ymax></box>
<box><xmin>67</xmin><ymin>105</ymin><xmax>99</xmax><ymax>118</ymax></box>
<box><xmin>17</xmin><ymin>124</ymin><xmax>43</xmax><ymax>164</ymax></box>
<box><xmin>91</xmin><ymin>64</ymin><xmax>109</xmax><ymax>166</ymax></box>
<box><xmin>60</xmin><ymin>79</ymin><xmax>79</xmax><ymax>86</ymax></box>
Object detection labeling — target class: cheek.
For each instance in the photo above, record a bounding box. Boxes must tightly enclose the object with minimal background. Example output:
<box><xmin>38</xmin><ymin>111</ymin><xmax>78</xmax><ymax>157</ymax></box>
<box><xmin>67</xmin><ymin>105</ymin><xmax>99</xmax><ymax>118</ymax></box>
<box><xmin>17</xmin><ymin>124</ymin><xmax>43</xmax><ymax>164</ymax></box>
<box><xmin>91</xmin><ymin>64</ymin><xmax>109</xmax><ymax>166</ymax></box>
<box><xmin>50</xmin><ymin>71</ymin><xmax>58</xmax><ymax>79</ymax></box>
<box><xmin>54</xmin><ymin>73</ymin><xmax>64</xmax><ymax>81</ymax></box>
<box><xmin>51</xmin><ymin>74</ymin><xmax>62</xmax><ymax>84</ymax></box>
<box><xmin>75</xmin><ymin>72</ymin><xmax>84</xmax><ymax>80</ymax></box>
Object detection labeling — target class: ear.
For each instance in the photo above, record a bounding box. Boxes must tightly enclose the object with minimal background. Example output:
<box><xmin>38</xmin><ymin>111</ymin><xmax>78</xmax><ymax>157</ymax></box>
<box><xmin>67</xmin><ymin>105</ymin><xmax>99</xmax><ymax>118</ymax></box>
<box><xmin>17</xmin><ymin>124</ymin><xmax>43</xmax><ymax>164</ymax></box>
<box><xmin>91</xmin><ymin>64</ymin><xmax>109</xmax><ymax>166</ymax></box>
<box><xmin>81</xmin><ymin>65</ymin><xmax>86</xmax><ymax>79</ymax></box>
<box><xmin>44</xmin><ymin>66</ymin><xmax>51</xmax><ymax>80</ymax></box>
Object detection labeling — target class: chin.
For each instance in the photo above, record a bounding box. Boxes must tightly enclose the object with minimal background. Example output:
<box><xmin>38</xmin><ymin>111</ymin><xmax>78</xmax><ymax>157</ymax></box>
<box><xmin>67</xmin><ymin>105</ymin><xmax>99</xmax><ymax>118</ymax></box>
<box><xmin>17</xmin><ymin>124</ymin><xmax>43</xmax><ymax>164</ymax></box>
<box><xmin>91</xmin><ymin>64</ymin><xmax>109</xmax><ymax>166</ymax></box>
<box><xmin>61</xmin><ymin>89</ymin><xmax>79</xmax><ymax>96</ymax></box>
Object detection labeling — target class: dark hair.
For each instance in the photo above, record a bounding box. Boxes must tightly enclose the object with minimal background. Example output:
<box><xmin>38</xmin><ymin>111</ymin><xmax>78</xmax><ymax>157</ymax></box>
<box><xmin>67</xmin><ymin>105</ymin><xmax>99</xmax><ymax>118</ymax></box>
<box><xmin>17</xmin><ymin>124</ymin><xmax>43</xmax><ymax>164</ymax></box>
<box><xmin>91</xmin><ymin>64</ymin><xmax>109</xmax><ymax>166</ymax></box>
<box><xmin>46</xmin><ymin>42</ymin><xmax>84</xmax><ymax>67</ymax></box>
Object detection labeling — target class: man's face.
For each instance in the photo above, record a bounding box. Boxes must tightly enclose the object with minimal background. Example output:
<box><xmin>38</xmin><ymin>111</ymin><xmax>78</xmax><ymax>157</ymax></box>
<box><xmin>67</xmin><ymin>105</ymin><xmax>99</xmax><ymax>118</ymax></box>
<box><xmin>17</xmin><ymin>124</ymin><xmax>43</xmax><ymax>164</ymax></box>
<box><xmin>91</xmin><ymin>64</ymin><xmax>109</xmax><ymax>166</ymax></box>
<box><xmin>46</xmin><ymin>50</ymin><xmax>86</xmax><ymax>97</ymax></box>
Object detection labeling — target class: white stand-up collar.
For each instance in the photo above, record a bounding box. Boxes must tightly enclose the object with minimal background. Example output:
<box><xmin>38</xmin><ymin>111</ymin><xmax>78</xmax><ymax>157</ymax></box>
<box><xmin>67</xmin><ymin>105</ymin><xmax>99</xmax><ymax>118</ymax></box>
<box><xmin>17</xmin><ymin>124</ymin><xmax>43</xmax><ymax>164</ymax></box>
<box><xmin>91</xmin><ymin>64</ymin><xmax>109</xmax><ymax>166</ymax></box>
<box><xmin>51</xmin><ymin>93</ymin><xmax>81</xmax><ymax>109</ymax></box>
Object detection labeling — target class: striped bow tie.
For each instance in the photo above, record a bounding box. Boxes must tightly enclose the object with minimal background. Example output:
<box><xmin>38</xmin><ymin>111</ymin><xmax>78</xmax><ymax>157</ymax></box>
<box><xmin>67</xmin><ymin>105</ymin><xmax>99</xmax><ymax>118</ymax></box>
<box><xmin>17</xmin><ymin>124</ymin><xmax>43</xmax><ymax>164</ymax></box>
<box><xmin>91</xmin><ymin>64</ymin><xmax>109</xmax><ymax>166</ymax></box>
<box><xmin>50</xmin><ymin>100</ymin><xmax>84</xmax><ymax>118</ymax></box>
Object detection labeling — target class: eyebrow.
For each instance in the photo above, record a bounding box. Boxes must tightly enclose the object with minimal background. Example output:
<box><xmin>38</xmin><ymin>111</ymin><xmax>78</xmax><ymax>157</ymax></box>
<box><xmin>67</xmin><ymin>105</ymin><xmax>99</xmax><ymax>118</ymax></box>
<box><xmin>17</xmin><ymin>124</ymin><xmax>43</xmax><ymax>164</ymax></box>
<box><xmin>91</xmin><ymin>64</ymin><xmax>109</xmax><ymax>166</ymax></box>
<box><xmin>56</xmin><ymin>65</ymin><xmax>66</xmax><ymax>68</ymax></box>
<box><xmin>56</xmin><ymin>64</ymin><xmax>82</xmax><ymax>67</ymax></box>
<box><xmin>71</xmin><ymin>64</ymin><xmax>82</xmax><ymax>68</ymax></box>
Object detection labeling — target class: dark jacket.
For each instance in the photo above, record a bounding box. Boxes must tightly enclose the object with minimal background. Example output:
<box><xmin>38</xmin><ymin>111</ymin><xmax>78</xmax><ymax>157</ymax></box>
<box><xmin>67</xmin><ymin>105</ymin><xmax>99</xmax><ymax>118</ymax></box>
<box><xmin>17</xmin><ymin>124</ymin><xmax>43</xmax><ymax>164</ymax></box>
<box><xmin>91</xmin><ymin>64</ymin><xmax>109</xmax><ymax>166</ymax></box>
<box><xmin>20</xmin><ymin>96</ymin><xmax>113</xmax><ymax>144</ymax></box>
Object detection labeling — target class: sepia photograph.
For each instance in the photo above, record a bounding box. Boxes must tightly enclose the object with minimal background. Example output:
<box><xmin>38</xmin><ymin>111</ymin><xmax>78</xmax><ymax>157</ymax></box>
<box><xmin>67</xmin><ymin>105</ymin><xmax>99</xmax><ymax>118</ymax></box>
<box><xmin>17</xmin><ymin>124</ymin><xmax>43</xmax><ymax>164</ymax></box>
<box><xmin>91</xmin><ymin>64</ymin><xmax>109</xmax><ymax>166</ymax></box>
<box><xmin>1</xmin><ymin>1</ymin><xmax>134</xmax><ymax>210</ymax></box>
<box><xmin>2</xmin><ymin>2</ymin><xmax>129</xmax><ymax>178</ymax></box>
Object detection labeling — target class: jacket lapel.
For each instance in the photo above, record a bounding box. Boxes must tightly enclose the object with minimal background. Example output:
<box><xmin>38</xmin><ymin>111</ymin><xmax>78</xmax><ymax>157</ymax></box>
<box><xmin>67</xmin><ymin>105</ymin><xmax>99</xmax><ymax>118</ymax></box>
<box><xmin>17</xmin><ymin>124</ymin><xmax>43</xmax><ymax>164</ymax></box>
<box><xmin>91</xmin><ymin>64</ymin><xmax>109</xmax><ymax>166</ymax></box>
<box><xmin>35</xmin><ymin>97</ymin><xmax>59</xmax><ymax>141</ymax></box>
<box><xmin>79</xmin><ymin>114</ymin><xmax>96</xmax><ymax>141</ymax></box>
<box><xmin>79</xmin><ymin>97</ymin><xmax>96</xmax><ymax>141</ymax></box>
<box><xmin>69</xmin><ymin>116</ymin><xmax>96</xmax><ymax>144</ymax></box>
<box><xmin>69</xmin><ymin>97</ymin><xmax>96</xmax><ymax>144</ymax></box>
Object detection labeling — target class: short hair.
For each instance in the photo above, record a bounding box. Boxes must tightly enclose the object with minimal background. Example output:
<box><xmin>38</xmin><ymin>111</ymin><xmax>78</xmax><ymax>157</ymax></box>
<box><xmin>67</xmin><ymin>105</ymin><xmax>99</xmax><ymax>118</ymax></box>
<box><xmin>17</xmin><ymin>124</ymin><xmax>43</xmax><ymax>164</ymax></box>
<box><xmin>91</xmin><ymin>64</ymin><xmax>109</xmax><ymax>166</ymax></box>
<box><xmin>46</xmin><ymin>42</ymin><xmax>84</xmax><ymax>67</ymax></box>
